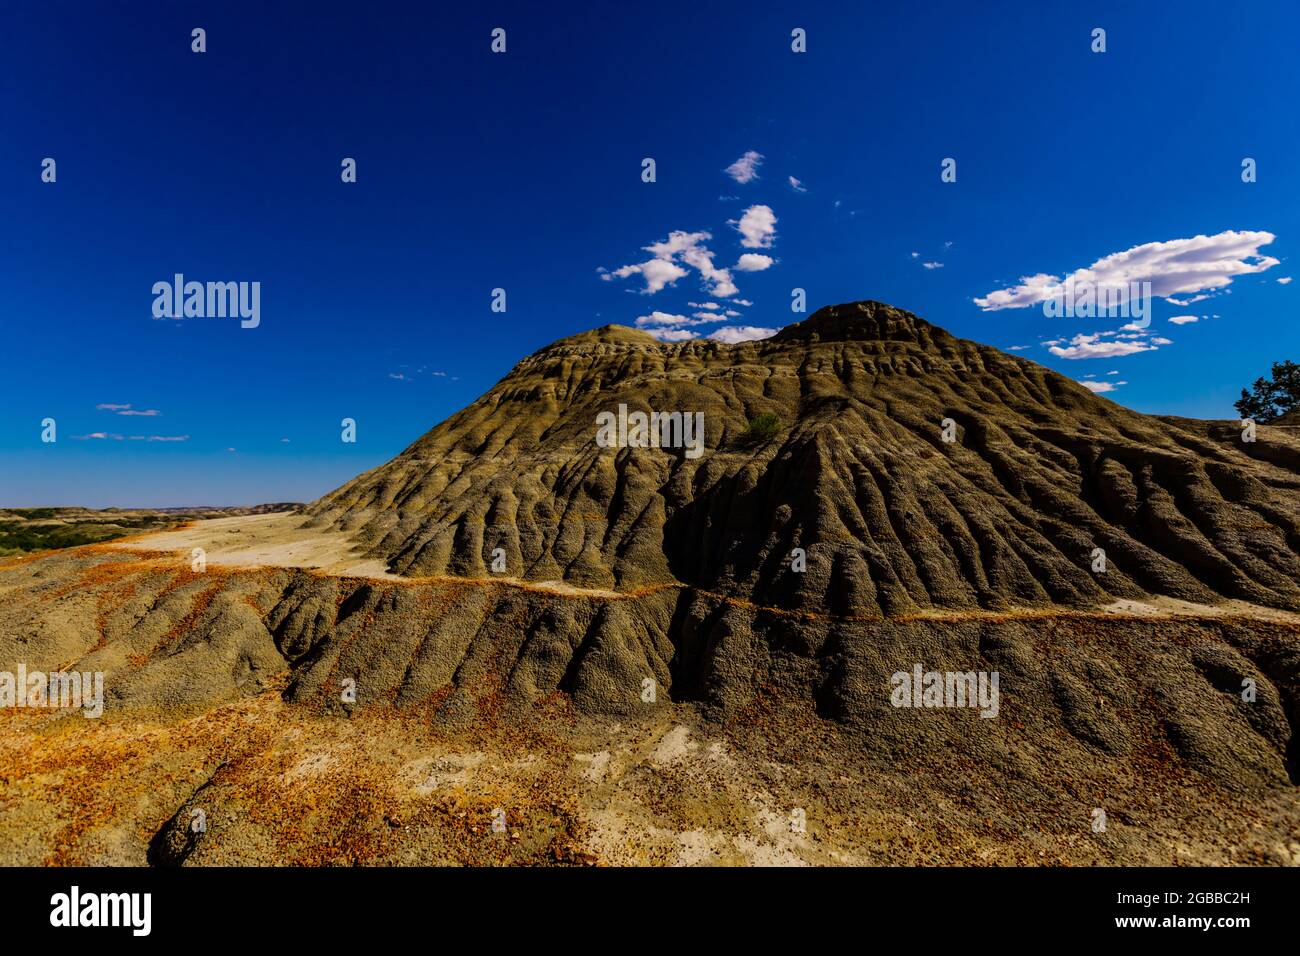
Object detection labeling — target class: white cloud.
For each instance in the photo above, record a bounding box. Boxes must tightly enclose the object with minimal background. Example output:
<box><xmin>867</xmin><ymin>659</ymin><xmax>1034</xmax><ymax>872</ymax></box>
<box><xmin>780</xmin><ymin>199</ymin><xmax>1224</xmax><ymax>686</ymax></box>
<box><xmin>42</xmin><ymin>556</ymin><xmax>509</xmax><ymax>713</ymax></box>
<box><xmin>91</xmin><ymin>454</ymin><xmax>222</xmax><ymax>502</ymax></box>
<box><xmin>708</xmin><ymin>325</ymin><xmax>778</xmax><ymax>344</ymax></box>
<box><xmin>96</xmin><ymin>403</ymin><xmax>159</xmax><ymax>416</ymax></box>
<box><xmin>604</xmin><ymin>230</ymin><xmax>734</xmax><ymax>296</ymax></box>
<box><xmin>604</xmin><ymin>257</ymin><xmax>689</xmax><ymax>294</ymax></box>
<box><xmin>1047</xmin><ymin>332</ymin><xmax>1161</xmax><ymax>360</ymax></box>
<box><xmin>788</xmin><ymin>175</ymin><xmax>807</xmax><ymax>193</ymax></box>
<box><xmin>974</xmin><ymin>230</ymin><xmax>1279</xmax><ymax>311</ymax></box>
<box><xmin>678</xmin><ymin>244</ymin><xmax>737</xmax><ymax>297</ymax></box>
<box><xmin>688</xmin><ymin>301</ymin><xmax>721</xmax><ymax>310</ymax></box>
<box><xmin>635</xmin><ymin>311</ymin><xmax>695</xmax><ymax>328</ymax></box>
<box><xmin>733</xmin><ymin>204</ymin><xmax>777</xmax><ymax>249</ymax></box>
<box><xmin>733</xmin><ymin>299</ymin><xmax>753</xmax><ymax>307</ymax></box>
<box><xmin>735</xmin><ymin>253</ymin><xmax>775</xmax><ymax>272</ymax></box>
<box><xmin>1006</xmin><ymin>345</ymin><xmax>1031</xmax><ymax>351</ymax></box>
<box><xmin>922</xmin><ymin>261</ymin><xmax>943</xmax><ymax>270</ymax></box>
<box><xmin>1166</xmin><ymin>292</ymin><xmax>1220</xmax><ymax>306</ymax></box>
<box><xmin>1078</xmin><ymin>380</ymin><xmax>1125</xmax><ymax>394</ymax></box>
<box><xmin>647</xmin><ymin>328</ymin><xmax>696</xmax><ymax>342</ymax></box>
<box><xmin>1167</xmin><ymin>315</ymin><xmax>1199</xmax><ymax>325</ymax></box>
<box><xmin>643</xmin><ymin>231</ymin><xmax>708</xmax><ymax>259</ymax></box>
<box><xmin>724</xmin><ymin>150</ymin><xmax>763</xmax><ymax>184</ymax></box>
<box><xmin>1279</xmin><ymin>276</ymin><xmax>1293</xmax><ymax>285</ymax></box>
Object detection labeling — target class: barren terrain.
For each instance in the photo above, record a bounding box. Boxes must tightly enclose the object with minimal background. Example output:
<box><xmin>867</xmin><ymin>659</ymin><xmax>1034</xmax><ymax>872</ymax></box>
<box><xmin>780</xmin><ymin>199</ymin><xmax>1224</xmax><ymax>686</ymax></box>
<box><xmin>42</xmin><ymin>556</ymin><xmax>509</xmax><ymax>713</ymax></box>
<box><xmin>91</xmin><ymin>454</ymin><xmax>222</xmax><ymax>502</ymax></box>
<box><xmin>3</xmin><ymin>302</ymin><xmax>1298</xmax><ymax>866</ymax></box>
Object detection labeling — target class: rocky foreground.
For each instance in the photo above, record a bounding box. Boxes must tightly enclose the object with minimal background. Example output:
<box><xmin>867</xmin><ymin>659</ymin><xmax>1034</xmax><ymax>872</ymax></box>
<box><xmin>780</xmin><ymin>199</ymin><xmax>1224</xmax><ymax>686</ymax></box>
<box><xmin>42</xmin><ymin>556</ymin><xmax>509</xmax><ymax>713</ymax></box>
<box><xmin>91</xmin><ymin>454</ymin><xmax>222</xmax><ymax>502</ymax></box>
<box><xmin>2</xmin><ymin>302</ymin><xmax>1298</xmax><ymax>866</ymax></box>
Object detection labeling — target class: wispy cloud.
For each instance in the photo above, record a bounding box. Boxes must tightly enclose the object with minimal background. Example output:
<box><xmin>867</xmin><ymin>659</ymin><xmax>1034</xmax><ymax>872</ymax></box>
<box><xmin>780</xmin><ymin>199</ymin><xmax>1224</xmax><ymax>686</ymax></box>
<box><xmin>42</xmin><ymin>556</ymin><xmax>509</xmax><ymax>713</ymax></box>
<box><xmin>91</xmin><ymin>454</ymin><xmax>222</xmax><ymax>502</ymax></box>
<box><xmin>96</xmin><ymin>403</ymin><xmax>160</xmax><ymax>416</ymax></box>
<box><xmin>75</xmin><ymin>431</ymin><xmax>189</xmax><ymax>442</ymax></box>
<box><xmin>646</xmin><ymin>328</ymin><xmax>696</xmax><ymax>342</ymax></box>
<box><xmin>1046</xmin><ymin>327</ymin><xmax>1167</xmax><ymax>360</ymax></box>
<box><xmin>724</xmin><ymin>150</ymin><xmax>763</xmax><ymax>184</ymax></box>
<box><xmin>644</xmin><ymin>323</ymin><xmax>780</xmax><ymax>344</ymax></box>
<box><xmin>708</xmin><ymin>325</ymin><xmax>778</xmax><ymax>344</ymax></box>
<box><xmin>635</xmin><ymin>311</ymin><xmax>707</xmax><ymax>328</ymax></box>
<box><xmin>788</xmin><ymin>175</ymin><xmax>807</xmax><ymax>193</ymax></box>
<box><xmin>974</xmin><ymin>230</ymin><xmax>1279</xmax><ymax>311</ymax></box>
<box><xmin>1168</xmin><ymin>315</ymin><xmax>1199</xmax><ymax>325</ymax></box>
<box><xmin>604</xmin><ymin>229</ymin><xmax>738</xmax><ymax>298</ymax></box>
<box><xmin>1078</xmin><ymin>379</ymin><xmax>1127</xmax><ymax>394</ymax></box>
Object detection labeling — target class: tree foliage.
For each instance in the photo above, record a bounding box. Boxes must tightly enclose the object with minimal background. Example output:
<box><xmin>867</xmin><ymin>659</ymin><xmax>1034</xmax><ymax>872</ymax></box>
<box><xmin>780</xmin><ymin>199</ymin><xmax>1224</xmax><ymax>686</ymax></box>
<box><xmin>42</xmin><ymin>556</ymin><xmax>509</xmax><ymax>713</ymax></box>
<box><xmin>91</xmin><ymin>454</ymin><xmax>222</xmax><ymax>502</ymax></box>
<box><xmin>1234</xmin><ymin>360</ymin><xmax>1300</xmax><ymax>423</ymax></box>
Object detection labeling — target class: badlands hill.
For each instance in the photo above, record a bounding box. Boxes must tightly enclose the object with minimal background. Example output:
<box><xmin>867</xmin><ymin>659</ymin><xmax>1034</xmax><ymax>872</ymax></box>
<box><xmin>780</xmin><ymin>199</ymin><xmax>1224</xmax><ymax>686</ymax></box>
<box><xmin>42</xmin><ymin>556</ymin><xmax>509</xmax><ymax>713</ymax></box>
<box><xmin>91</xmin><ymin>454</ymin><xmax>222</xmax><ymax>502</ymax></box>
<box><xmin>308</xmin><ymin>301</ymin><xmax>1300</xmax><ymax>614</ymax></box>
<box><xmin>2</xmin><ymin>300</ymin><xmax>1299</xmax><ymax>866</ymax></box>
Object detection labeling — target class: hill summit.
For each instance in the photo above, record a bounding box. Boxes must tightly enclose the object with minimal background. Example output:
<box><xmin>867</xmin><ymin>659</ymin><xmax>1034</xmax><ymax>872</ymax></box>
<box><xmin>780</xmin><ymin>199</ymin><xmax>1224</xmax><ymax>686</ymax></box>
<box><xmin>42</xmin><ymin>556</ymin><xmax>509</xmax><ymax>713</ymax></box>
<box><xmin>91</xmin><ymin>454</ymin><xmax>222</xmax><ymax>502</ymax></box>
<box><xmin>308</xmin><ymin>300</ymin><xmax>1300</xmax><ymax>615</ymax></box>
<box><xmin>4</xmin><ymin>300</ymin><xmax>1300</xmax><ymax>865</ymax></box>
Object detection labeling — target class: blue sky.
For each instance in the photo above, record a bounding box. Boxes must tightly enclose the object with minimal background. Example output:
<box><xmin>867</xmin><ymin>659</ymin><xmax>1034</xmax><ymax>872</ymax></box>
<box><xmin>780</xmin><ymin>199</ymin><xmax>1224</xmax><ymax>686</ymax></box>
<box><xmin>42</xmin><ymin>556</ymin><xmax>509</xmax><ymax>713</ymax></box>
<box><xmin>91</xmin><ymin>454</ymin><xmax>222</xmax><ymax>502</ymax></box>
<box><xmin>2</xmin><ymin>0</ymin><xmax>1296</xmax><ymax>506</ymax></box>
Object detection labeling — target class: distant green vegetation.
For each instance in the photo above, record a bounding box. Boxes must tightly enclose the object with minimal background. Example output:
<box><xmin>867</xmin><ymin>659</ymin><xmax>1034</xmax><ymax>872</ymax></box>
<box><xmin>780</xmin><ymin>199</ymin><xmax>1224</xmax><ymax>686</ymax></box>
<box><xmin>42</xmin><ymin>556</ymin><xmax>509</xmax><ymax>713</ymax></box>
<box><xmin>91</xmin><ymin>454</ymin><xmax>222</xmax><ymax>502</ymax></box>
<box><xmin>742</xmin><ymin>413</ymin><xmax>782</xmax><ymax>443</ymax></box>
<box><xmin>0</xmin><ymin>513</ymin><xmax>178</xmax><ymax>557</ymax></box>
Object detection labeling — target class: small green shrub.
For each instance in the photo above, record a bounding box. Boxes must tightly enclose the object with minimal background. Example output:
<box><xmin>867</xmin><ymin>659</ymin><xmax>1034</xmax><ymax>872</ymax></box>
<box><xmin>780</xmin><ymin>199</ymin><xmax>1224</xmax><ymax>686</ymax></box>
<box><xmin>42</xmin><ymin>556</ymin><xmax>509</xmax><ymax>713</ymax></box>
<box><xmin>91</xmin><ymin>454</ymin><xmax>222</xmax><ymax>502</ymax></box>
<box><xmin>743</xmin><ymin>413</ymin><xmax>781</xmax><ymax>443</ymax></box>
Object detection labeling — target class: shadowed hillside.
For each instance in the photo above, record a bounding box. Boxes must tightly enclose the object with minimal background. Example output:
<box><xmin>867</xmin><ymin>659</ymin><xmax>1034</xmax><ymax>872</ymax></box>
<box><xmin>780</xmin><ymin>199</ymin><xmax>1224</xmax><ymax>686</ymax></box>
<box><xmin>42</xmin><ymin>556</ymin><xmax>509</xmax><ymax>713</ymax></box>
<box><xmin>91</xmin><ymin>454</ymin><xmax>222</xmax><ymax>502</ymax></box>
<box><xmin>307</xmin><ymin>301</ymin><xmax>1300</xmax><ymax>614</ymax></box>
<box><xmin>3</xmin><ymin>301</ymin><xmax>1299</xmax><ymax>866</ymax></box>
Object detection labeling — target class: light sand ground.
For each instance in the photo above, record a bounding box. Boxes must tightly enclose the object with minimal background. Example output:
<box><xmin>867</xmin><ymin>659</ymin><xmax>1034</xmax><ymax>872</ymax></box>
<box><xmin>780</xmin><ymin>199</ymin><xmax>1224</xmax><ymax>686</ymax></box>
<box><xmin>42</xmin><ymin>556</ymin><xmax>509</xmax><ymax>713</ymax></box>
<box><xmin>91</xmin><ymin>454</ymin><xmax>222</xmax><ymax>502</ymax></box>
<box><xmin>110</xmin><ymin>512</ymin><xmax>627</xmax><ymax>599</ymax></box>
<box><xmin>1101</xmin><ymin>596</ymin><xmax>1300</xmax><ymax>624</ymax></box>
<box><xmin>114</xmin><ymin>512</ymin><xmax>392</xmax><ymax>577</ymax></box>
<box><xmin>4</xmin><ymin>518</ymin><xmax>1298</xmax><ymax>866</ymax></box>
<box><xmin>105</xmin><ymin>513</ymin><xmax>1300</xmax><ymax>622</ymax></box>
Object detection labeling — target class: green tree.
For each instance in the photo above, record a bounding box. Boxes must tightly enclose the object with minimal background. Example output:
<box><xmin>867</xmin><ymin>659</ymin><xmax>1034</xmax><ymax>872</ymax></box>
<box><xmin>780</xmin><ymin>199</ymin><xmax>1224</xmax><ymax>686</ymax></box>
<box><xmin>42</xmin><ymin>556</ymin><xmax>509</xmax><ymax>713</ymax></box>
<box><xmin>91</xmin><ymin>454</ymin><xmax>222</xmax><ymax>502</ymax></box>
<box><xmin>1234</xmin><ymin>360</ymin><xmax>1300</xmax><ymax>423</ymax></box>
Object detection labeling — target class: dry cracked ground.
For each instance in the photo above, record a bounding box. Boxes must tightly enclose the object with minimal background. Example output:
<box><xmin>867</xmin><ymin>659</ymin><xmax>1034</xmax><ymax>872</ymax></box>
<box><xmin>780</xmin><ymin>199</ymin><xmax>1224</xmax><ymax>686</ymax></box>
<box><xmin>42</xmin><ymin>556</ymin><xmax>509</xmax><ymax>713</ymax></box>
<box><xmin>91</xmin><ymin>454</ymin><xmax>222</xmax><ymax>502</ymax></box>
<box><xmin>2</xmin><ymin>301</ymin><xmax>1299</xmax><ymax>866</ymax></box>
